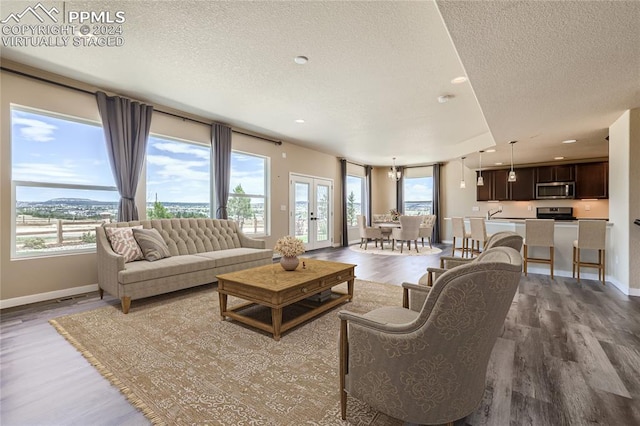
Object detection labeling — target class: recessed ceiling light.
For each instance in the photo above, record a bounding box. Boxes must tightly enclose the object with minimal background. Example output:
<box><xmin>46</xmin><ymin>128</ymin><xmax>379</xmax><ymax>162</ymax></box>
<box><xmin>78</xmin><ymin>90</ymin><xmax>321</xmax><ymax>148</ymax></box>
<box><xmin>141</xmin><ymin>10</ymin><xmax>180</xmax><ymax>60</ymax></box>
<box><xmin>294</xmin><ymin>56</ymin><xmax>308</xmax><ymax>65</ymax></box>
<box><xmin>485</xmin><ymin>149</ymin><xmax>496</xmax><ymax>153</ymax></box>
<box><xmin>295</xmin><ymin>119</ymin><xmax>305</xmax><ymax>123</ymax></box>
<box><xmin>495</xmin><ymin>162</ymin><xmax>503</xmax><ymax>165</ymax></box>
<box><xmin>554</xmin><ymin>156</ymin><xmax>565</xmax><ymax>160</ymax></box>
<box><xmin>451</xmin><ymin>76</ymin><xmax>467</xmax><ymax>84</ymax></box>
<box><xmin>437</xmin><ymin>95</ymin><xmax>453</xmax><ymax>103</ymax></box>
<box><xmin>562</xmin><ymin>139</ymin><xmax>577</xmax><ymax>144</ymax></box>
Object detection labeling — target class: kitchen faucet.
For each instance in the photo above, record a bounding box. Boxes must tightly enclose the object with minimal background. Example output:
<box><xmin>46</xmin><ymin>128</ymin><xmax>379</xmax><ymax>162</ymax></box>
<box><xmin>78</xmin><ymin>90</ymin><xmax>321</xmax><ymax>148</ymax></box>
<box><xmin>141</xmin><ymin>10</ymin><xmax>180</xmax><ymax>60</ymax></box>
<box><xmin>487</xmin><ymin>206</ymin><xmax>503</xmax><ymax>220</ymax></box>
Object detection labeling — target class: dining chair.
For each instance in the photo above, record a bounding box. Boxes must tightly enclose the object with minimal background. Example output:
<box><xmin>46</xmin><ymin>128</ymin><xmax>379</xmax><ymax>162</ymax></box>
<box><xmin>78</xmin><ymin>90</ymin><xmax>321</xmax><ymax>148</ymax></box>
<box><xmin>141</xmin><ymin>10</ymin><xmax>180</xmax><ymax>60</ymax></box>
<box><xmin>451</xmin><ymin>217</ymin><xmax>472</xmax><ymax>258</ymax></box>
<box><xmin>391</xmin><ymin>215</ymin><xmax>422</xmax><ymax>253</ymax></box>
<box><xmin>573</xmin><ymin>220</ymin><xmax>606</xmax><ymax>285</ymax></box>
<box><xmin>357</xmin><ymin>215</ymin><xmax>384</xmax><ymax>250</ymax></box>
<box><xmin>418</xmin><ymin>214</ymin><xmax>437</xmax><ymax>248</ymax></box>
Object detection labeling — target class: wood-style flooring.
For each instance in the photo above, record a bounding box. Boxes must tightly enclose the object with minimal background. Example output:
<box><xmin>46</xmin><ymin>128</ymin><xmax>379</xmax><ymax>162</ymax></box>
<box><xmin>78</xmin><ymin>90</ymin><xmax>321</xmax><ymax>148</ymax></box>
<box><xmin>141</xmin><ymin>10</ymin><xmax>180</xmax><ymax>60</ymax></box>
<box><xmin>1</xmin><ymin>244</ymin><xmax>639</xmax><ymax>426</ymax></box>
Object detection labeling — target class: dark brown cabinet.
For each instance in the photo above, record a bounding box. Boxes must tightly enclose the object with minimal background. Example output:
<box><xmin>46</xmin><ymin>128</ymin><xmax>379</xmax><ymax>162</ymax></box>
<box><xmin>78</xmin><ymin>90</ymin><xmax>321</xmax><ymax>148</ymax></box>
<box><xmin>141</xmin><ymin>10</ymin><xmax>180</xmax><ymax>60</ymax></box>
<box><xmin>476</xmin><ymin>169</ymin><xmax>509</xmax><ymax>201</ymax></box>
<box><xmin>536</xmin><ymin>165</ymin><xmax>575</xmax><ymax>182</ymax></box>
<box><xmin>576</xmin><ymin>162</ymin><xmax>608</xmax><ymax>199</ymax></box>
<box><xmin>509</xmin><ymin>167</ymin><xmax>536</xmax><ymax>201</ymax></box>
<box><xmin>476</xmin><ymin>161</ymin><xmax>608</xmax><ymax>201</ymax></box>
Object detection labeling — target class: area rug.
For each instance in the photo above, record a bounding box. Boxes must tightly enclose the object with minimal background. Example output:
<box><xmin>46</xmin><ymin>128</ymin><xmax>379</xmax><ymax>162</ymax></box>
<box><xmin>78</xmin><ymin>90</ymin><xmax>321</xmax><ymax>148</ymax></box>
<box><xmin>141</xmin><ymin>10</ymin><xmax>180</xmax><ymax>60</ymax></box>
<box><xmin>50</xmin><ymin>281</ymin><xmax>405</xmax><ymax>425</ymax></box>
<box><xmin>349</xmin><ymin>243</ymin><xmax>441</xmax><ymax>256</ymax></box>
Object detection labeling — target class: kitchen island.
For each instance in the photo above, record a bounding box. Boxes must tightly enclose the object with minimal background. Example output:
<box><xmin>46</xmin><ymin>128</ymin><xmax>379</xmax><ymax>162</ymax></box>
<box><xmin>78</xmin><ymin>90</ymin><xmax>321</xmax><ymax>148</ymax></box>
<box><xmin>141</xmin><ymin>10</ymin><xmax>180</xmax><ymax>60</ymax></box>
<box><xmin>444</xmin><ymin>217</ymin><xmax>613</xmax><ymax>283</ymax></box>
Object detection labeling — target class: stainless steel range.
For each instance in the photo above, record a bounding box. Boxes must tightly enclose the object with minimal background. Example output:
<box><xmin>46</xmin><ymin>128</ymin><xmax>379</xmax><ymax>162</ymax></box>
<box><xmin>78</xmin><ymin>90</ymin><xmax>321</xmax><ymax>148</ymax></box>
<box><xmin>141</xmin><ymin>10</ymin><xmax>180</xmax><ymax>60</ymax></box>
<box><xmin>536</xmin><ymin>207</ymin><xmax>576</xmax><ymax>221</ymax></box>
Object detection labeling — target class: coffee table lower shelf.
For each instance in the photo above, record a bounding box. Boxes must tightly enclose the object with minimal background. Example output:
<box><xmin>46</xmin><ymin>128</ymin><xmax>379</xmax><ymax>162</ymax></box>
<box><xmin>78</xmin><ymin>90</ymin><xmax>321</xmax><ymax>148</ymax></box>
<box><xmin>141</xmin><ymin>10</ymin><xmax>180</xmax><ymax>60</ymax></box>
<box><xmin>220</xmin><ymin>291</ymin><xmax>351</xmax><ymax>340</ymax></box>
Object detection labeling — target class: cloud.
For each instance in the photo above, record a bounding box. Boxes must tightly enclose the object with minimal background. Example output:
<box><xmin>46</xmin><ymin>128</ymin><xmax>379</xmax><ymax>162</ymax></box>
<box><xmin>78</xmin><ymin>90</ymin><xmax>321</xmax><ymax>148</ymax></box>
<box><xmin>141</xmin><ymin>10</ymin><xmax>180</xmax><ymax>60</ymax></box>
<box><xmin>12</xmin><ymin>117</ymin><xmax>57</xmax><ymax>142</ymax></box>
<box><xmin>150</xmin><ymin>141</ymin><xmax>209</xmax><ymax>159</ymax></box>
<box><xmin>13</xmin><ymin>163</ymin><xmax>86</xmax><ymax>183</ymax></box>
<box><xmin>146</xmin><ymin>154</ymin><xmax>209</xmax><ymax>182</ymax></box>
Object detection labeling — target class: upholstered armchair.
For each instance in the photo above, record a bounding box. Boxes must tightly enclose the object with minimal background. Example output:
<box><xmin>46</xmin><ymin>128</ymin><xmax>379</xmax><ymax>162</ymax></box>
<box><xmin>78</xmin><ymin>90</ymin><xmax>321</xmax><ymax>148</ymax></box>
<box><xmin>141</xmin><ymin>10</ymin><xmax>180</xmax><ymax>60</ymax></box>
<box><xmin>357</xmin><ymin>215</ymin><xmax>384</xmax><ymax>250</ymax></box>
<box><xmin>402</xmin><ymin>231</ymin><xmax>523</xmax><ymax>309</ymax></box>
<box><xmin>391</xmin><ymin>215</ymin><xmax>422</xmax><ymax>253</ymax></box>
<box><xmin>339</xmin><ymin>247</ymin><xmax>523</xmax><ymax>424</ymax></box>
<box><xmin>418</xmin><ymin>214</ymin><xmax>437</xmax><ymax>248</ymax></box>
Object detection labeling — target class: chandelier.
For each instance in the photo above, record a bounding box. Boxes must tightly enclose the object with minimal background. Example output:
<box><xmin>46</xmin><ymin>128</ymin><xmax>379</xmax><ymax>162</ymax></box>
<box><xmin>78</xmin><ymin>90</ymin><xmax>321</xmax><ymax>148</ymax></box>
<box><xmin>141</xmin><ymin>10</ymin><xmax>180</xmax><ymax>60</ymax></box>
<box><xmin>388</xmin><ymin>157</ymin><xmax>402</xmax><ymax>181</ymax></box>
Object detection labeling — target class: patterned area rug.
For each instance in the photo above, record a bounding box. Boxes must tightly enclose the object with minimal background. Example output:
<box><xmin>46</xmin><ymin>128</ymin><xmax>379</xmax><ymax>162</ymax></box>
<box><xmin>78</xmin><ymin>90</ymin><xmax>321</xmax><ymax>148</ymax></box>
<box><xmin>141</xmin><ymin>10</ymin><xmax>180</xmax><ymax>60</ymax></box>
<box><xmin>349</xmin><ymin>243</ymin><xmax>442</xmax><ymax>256</ymax></box>
<box><xmin>50</xmin><ymin>281</ymin><xmax>405</xmax><ymax>425</ymax></box>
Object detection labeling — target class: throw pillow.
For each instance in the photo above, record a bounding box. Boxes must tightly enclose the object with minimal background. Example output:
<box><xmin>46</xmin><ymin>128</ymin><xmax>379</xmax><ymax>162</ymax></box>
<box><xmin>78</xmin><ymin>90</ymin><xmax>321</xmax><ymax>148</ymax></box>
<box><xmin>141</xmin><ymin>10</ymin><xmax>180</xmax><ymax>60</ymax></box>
<box><xmin>104</xmin><ymin>226</ymin><xmax>144</xmax><ymax>263</ymax></box>
<box><xmin>132</xmin><ymin>228</ymin><xmax>171</xmax><ymax>262</ymax></box>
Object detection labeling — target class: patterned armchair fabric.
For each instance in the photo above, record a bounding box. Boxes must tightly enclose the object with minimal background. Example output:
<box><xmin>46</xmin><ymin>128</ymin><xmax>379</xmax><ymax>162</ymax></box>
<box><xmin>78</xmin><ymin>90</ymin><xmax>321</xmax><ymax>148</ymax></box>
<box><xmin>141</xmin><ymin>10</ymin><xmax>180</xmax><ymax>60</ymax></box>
<box><xmin>339</xmin><ymin>247</ymin><xmax>523</xmax><ymax>424</ymax></box>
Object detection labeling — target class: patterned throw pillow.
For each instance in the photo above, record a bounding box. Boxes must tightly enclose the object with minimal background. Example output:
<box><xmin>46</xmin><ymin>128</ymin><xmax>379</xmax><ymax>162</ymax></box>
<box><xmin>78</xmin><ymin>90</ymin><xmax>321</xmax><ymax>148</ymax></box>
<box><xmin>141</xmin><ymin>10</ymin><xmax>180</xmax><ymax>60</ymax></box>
<box><xmin>104</xmin><ymin>226</ymin><xmax>144</xmax><ymax>263</ymax></box>
<box><xmin>132</xmin><ymin>228</ymin><xmax>171</xmax><ymax>262</ymax></box>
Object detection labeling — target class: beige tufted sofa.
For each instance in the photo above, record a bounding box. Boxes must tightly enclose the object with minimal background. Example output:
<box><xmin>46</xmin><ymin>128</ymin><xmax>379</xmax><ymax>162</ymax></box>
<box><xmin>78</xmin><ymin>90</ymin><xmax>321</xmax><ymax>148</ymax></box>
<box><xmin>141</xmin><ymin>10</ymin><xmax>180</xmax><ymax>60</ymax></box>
<box><xmin>96</xmin><ymin>218</ymin><xmax>272</xmax><ymax>313</ymax></box>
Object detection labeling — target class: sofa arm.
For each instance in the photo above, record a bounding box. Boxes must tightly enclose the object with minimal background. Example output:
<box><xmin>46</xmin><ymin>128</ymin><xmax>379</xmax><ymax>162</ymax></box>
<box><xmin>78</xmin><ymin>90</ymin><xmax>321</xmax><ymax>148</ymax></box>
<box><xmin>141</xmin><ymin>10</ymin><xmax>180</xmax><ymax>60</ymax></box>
<box><xmin>96</xmin><ymin>226</ymin><xmax>125</xmax><ymax>298</ymax></box>
<box><xmin>401</xmin><ymin>282</ymin><xmax>431</xmax><ymax>311</ymax></box>
<box><xmin>439</xmin><ymin>255</ymin><xmax>473</xmax><ymax>269</ymax></box>
<box><xmin>237</xmin><ymin>232</ymin><xmax>266</xmax><ymax>249</ymax></box>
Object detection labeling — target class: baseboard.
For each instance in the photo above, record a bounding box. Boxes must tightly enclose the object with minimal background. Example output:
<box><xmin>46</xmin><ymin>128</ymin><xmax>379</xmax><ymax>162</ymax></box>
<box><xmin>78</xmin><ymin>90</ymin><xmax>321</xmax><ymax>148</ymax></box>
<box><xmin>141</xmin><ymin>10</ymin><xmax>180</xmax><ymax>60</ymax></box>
<box><xmin>0</xmin><ymin>284</ymin><xmax>99</xmax><ymax>310</ymax></box>
<box><xmin>629</xmin><ymin>287</ymin><xmax>640</xmax><ymax>297</ymax></box>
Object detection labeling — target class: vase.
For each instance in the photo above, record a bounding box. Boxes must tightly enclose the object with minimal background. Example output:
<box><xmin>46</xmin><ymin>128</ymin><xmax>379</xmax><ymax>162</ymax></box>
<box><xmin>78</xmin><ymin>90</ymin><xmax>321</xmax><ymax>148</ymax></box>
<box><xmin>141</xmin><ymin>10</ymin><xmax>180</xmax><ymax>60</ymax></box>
<box><xmin>280</xmin><ymin>256</ymin><xmax>299</xmax><ymax>271</ymax></box>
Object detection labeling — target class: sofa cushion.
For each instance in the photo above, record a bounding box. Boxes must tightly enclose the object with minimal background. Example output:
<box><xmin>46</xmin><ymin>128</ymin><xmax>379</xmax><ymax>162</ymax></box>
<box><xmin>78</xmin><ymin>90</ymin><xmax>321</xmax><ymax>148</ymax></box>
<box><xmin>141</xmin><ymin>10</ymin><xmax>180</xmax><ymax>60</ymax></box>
<box><xmin>118</xmin><ymin>255</ymin><xmax>216</xmax><ymax>284</ymax></box>
<box><xmin>194</xmin><ymin>248</ymin><xmax>273</xmax><ymax>267</ymax></box>
<box><xmin>105</xmin><ymin>226</ymin><xmax>144</xmax><ymax>263</ymax></box>
<box><xmin>133</xmin><ymin>228</ymin><xmax>171</xmax><ymax>261</ymax></box>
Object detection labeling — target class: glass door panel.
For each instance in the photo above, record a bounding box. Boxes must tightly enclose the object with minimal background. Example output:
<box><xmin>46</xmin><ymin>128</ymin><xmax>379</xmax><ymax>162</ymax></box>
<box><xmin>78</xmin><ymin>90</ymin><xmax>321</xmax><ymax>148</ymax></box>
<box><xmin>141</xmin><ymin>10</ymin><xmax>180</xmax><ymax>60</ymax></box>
<box><xmin>290</xmin><ymin>174</ymin><xmax>333</xmax><ymax>250</ymax></box>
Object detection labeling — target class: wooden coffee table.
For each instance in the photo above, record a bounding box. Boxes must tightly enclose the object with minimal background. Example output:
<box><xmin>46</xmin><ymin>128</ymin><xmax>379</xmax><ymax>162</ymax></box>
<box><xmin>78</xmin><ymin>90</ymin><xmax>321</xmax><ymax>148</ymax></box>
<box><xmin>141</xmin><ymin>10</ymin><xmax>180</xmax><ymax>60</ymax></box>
<box><xmin>216</xmin><ymin>258</ymin><xmax>356</xmax><ymax>340</ymax></box>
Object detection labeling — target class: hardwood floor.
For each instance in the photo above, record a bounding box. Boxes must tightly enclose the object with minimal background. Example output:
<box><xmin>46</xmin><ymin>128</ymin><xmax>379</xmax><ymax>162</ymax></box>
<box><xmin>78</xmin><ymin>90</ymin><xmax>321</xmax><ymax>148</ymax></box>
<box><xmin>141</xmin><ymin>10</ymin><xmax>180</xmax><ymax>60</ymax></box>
<box><xmin>1</xmin><ymin>244</ymin><xmax>639</xmax><ymax>426</ymax></box>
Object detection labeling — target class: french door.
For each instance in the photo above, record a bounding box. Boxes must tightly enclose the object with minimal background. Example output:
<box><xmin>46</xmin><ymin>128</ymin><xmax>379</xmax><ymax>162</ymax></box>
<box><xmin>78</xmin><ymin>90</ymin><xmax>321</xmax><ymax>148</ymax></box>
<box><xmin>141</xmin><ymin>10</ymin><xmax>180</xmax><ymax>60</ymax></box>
<box><xmin>289</xmin><ymin>174</ymin><xmax>333</xmax><ymax>251</ymax></box>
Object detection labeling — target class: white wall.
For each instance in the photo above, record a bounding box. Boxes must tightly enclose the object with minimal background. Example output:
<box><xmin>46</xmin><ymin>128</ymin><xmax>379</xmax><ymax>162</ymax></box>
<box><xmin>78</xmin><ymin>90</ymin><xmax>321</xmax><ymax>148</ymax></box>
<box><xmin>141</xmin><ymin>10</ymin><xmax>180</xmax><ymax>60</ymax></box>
<box><xmin>0</xmin><ymin>68</ymin><xmax>342</xmax><ymax>306</ymax></box>
<box><xmin>609</xmin><ymin>111</ymin><xmax>631</xmax><ymax>293</ymax></box>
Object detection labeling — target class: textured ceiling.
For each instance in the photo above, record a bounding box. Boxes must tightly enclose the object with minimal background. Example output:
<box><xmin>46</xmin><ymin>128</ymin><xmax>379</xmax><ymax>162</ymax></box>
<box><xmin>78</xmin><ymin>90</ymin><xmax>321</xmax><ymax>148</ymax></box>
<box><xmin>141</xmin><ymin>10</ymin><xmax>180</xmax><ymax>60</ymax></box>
<box><xmin>1</xmin><ymin>1</ymin><xmax>639</xmax><ymax>169</ymax></box>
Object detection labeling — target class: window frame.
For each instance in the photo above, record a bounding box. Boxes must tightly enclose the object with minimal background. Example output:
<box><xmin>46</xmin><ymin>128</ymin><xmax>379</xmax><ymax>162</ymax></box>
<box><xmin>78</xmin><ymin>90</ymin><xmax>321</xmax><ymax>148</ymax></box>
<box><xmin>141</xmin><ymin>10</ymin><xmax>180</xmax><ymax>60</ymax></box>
<box><xmin>346</xmin><ymin>174</ymin><xmax>365</xmax><ymax>228</ymax></box>
<box><xmin>10</xmin><ymin>105</ymin><xmax>118</xmax><ymax>259</ymax></box>
<box><xmin>227</xmin><ymin>150</ymin><xmax>270</xmax><ymax>237</ymax></box>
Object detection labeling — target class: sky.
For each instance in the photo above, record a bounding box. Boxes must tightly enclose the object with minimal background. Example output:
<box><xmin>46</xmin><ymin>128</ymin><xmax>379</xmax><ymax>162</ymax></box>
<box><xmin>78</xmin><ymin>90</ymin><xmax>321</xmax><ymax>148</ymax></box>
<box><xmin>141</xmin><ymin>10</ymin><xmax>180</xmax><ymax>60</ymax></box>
<box><xmin>12</xmin><ymin>107</ymin><xmax>266</xmax><ymax>204</ymax></box>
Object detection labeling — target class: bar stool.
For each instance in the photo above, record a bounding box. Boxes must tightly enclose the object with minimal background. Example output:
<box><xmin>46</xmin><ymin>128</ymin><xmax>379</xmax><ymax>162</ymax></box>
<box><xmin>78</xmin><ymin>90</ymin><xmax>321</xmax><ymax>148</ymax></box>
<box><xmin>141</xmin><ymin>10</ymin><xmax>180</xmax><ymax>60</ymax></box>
<box><xmin>523</xmin><ymin>219</ymin><xmax>555</xmax><ymax>279</ymax></box>
<box><xmin>469</xmin><ymin>217</ymin><xmax>492</xmax><ymax>256</ymax></box>
<box><xmin>451</xmin><ymin>217</ymin><xmax>472</xmax><ymax>258</ymax></box>
<box><xmin>573</xmin><ymin>220</ymin><xmax>606</xmax><ymax>285</ymax></box>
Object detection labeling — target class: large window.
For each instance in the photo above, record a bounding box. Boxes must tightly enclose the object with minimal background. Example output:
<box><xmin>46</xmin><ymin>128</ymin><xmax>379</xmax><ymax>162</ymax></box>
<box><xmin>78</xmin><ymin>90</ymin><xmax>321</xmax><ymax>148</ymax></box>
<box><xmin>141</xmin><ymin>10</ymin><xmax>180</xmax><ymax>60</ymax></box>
<box><xmin>346</xmin><ymin>175</ymin><xmax>364</xmax><ymax>226</ymax></box>
<box><xmin>228</xmin><ymin>151</ymin><xmax>269</xmax><ymax>235</ymax></box>
<box><xmin>403</xmin><ymin>171</ymin><xmax>434</xmax><ymax>215</ymax></box>
<box><xmin>11</xmin><ymin>106</ymin><xmax>118</xmax><ymax>258</ymax></box>
<box><xmin>146</xmin><ymin>135</ymin><xmax>211</xmax><ymax>218</ymax></box>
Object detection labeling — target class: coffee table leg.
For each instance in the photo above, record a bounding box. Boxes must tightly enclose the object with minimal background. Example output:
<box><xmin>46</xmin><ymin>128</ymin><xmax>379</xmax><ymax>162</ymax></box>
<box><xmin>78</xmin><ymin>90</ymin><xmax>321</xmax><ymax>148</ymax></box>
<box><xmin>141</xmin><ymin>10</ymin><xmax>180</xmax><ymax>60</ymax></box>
<box><xmin>219</xmin><ymin>293</ymin><xmax>228</xmax><ymax>320</ymax></box>
<box><xmin>347</xmin><ymin>279</ymin><xmax>354</xmax><ymax>301</ymax></box>
<box><xmin>272</xmin><ymin>307</ymin><xmax>283</xmax><ymax>341</ymax></box>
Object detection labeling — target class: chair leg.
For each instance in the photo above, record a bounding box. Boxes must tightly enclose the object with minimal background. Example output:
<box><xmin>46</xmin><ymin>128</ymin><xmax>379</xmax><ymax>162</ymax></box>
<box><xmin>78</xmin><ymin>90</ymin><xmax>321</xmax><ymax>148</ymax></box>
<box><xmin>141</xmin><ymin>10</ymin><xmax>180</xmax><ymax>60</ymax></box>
<box><xmin>392</xmin><ymin>239</ymin><xmax>396</xmax><ymax>251</ymax></box>
<box><xmin>414</xmin><ymin>240</ymin><xmax>419</xmax><ymax>253</ymax></box>
<box><xmin>429</xmin><ymin>237</ymin><xmax>432</xmax><ymax>249</ymax></box>
<box><xmin>400</xmin><ymin>241</ymin><xmax>404</xmax><ymax>254</ymax></box>
<box><xmin>523</xmin><ymin>245</ymin><xmax>528</xmax><ymax>276</ymax></box>
<box><xmin>421</xmin><ymin>237</ymin><xmax>425</xmax><ymax>247</ymax></box>
<box><xmin>339</xmin><ymin>319</ymin><xmax>348</xmax><ymax>420</ymax></box>
<box><xmin>364</xmin><ymin>239</ymin><xmax>368</xmax><ymax>250</ymax></box>
<box><xmin>601</xmin><ymin>250</ymin><xmax>606</xmax><ymax>286</ymax></box>
<box><xmin>572</xmin><ymin>246</ymin><xmax>576</xmax><ymax>278</ymax></box>
<box><xmin>452</xmin><ymin>237</ymin><xmax>457</xmax><ymax>256</ymax></box>
<box><xmin>576</xmin><ymin>248</ymin><xmax>580</xmax><ymax>283</ymax></box>
<box><xmin>550</xmin><ymin>246</ymin><xmax>554</xmax><ymax>280</ymax></box>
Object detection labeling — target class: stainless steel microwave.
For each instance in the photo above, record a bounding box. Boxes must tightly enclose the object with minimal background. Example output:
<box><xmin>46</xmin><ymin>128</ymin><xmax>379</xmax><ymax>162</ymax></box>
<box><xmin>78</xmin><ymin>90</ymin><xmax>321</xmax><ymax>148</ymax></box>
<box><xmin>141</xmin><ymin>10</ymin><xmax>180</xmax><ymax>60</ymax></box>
<box><xmin>535</xmin><ymin>182</ymin><xmax>575</xmax><ymax>199</ymax></box>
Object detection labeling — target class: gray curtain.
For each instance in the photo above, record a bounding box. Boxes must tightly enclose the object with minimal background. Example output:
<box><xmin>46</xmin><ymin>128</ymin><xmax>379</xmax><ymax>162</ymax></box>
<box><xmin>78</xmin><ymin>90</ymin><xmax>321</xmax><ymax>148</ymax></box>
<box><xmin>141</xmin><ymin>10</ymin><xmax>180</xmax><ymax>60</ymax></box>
<box><xmin>212</xmin><ymin>123</ymin><xmax>232</xmax><ymax>219</ymax></box>
<box><xmin>364</xmin><ymin>165</ymin><xmax>372</xmax><ymax>226</ymax></box>
<box><xmin>433</xmin><ymin>163</ymin><xmax>442</xmax><ymax>243</ymax></box>
<box><xmin>396</xmin><ymin>166</ymin><xmax>405</xmax><ymax>213</ymax></box>
<box><xmin>340</xmin><ymin>159</ymin><xmax>348</xmax><ymax>246</ymax></box>
<box><xmin>96</xmin><ymin>91</ymin><xmax>153</xmax><ymax>222</ymax></box>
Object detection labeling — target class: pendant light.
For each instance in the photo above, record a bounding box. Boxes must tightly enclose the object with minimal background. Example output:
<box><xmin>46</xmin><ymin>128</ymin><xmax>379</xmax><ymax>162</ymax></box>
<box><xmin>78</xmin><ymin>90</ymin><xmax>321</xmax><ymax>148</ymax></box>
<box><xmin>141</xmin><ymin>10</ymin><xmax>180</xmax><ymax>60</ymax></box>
<box><xmin>508</xmin><ymin>141</ymin><xmax>517</xmax><ymax>182</ymax></box>
<box><xmin>477</xmin><ymin>150</ymin><xmax>484</xmax><ymax>186</ymax></box>
<box><xmin>460</xmin><ymin>157</ymin><xmax>466</xmax><ymax>188</ymax></box>
<box><xmin>388</xmin><ymin>157</ymin><xmax>402</xmax><ymax>181</ymax></box>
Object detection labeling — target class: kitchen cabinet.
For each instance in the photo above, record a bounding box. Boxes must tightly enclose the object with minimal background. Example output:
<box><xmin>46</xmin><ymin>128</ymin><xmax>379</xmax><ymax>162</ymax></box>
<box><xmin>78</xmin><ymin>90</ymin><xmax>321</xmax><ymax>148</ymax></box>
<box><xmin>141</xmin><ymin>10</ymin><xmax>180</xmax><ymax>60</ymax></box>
<box><xmin>476</xmin><ymin>169</ymin><xmax>509</xmax><ymax>201</ymax></box>
<box><xmin>576</xmin><ymin>162</ymin><xmax>608</xmax><ymax>199</ymax></box>
<box><xmin>536</xmin><ymin>164</ymin><xmax>575</xmax><ymax>182</ymax></box>
<box><xmin>509</xmin><ymin>167</ymin><xmax>536</xmax><ymax>201</ymax></box>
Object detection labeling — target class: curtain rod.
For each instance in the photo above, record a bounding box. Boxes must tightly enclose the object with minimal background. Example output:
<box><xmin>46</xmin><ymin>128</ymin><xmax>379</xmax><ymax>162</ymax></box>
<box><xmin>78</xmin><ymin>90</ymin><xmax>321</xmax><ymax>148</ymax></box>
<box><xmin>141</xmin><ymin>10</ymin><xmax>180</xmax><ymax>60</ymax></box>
<box><xmin>1</xmin><ymin>66</ymin><xmax>283</xmax><ymax>146</ymax></box>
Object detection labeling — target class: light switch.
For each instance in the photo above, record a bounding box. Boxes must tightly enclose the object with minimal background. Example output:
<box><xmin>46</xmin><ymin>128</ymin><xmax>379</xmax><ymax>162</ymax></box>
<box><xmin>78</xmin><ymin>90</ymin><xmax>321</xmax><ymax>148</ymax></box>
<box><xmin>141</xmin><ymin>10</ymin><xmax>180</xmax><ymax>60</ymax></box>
<box><xmin>472</xmin><ymin>206</ymin><xmax>479</xmax><ymax>212</ymax></box>
<box><xmin>280</xmin><ymin>205</ymin><xmax>287</xmax><ymax>211</ymax></box>
<box><xmin>282</xmin><ymin>152</ymin><xmax>287</xmax><ymax>159</ymax></box>
<box><xmin>585</xmin><ymin>204</ymin><xmax>591</xmax><ymax>211</ymax></box>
